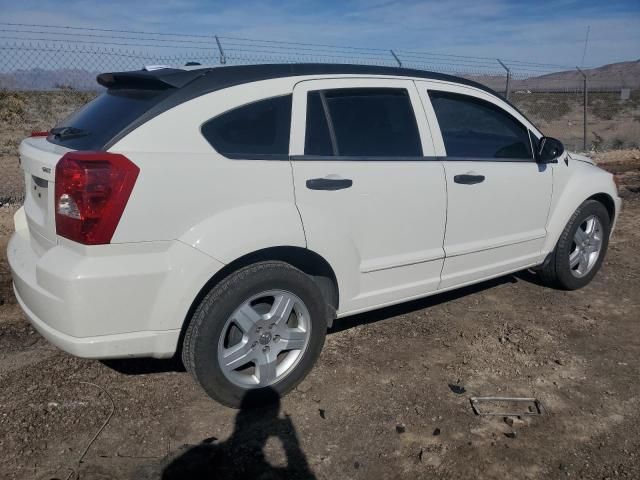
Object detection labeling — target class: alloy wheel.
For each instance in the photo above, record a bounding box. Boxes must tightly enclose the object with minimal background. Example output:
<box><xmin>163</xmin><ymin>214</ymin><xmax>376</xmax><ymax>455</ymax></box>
<box><xmin>217</xmin><ymin>290</ymin><xmax>311</xmax><ymax>388</ymax></box>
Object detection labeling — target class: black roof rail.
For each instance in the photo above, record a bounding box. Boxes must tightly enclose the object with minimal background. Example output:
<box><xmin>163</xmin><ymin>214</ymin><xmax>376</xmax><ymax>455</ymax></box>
<box><xmin>102</xmin><ymin>63</ymin><xmax>527</xmax><ymax>149</ymax></box>
<box><xmin>97</xmin><ymin>63</ymin><xmax>499</xmax><ymax>96</ymax></box>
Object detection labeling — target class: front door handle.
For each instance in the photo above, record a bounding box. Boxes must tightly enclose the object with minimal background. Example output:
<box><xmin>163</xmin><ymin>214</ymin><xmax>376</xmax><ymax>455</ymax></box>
<box><xmin>306</xmin><ymin>176</ymin><xmax>353</xmax><ymax>191</ymax></box>
<box><xmin>454</xmin><ymin>174</ymin><xmax>485</xmax><ymax>185</ymax></box>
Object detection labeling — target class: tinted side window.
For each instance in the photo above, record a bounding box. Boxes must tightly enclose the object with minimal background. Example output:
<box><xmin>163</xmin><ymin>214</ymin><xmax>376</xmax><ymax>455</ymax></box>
<box><xmin>305</xmin><ymin>91</ymin><xmax>334</xmax><ymax>156</ymax></box>
<box><xmin>201</xmin><ymin>95</ymin><xmax>292</xmax><ymax>157</ymax></box>
<box><xmin>429</xmin><ymin>91</ymin><xmax>532</xmax><ymax>160</ymax></box>
<box><xmin>304</xmin><ymin>88</ymin><xmax>422</xmax><ymax>157</ymax></box>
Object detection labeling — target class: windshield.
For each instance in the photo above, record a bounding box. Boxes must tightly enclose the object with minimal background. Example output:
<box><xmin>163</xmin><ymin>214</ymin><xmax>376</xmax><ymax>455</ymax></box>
<box><xmin>48</xmin><ymin>88</ymin><xmax>170</xmax><ymax>150</ymax></box>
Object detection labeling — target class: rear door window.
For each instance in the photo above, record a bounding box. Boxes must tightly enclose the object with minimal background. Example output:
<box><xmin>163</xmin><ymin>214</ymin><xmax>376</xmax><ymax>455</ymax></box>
<box><xmin>201</xmin><ymin>95</ymin><xmax>292</xmax><ymax>158</ymax></box>
<box><xmin>48</xmin><ymin>89</ymin><xmax>170</xmax><ymax>150</ymax></box>
<box><xmin>304</xmin><ymin>88</ymin><xmax>422</xmax><ymax>157</ymax></box>
<box><xmin>429</xmin><ymin>91</ymin><xmax>533</xmax><ymax>160</ymax></box>
<box><xmin>304</xmin><ymin>91</ymin><xmax>335</xmax><ymax>156</ymax></box>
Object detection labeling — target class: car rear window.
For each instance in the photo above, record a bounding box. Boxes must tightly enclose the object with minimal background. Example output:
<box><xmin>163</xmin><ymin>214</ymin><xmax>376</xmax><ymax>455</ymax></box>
<box><xmin>48</xmin><ymin>89</ymin><xmax>170</xmax><ymax>151</ymax></box>
<box><xmin>201</xmin><ymin>95</ymin><xmax>292</xmax><ymax>158</ymax></box>
<box><xmin>304</xmin><ymin>88</ymin><xmax>422</xmax><ymax>158</ymax></box>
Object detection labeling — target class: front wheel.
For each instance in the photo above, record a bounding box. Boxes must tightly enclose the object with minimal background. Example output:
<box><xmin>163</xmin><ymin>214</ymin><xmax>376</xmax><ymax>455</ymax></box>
<box><xmin>182</xmin><ymin>261</ymin><xmax>327</xmax><ymax>408</ymax></box>
<box><xmin>538</xmin><ymin>199</ymin><xmax>611</xmax><ymax>290</ymax></box>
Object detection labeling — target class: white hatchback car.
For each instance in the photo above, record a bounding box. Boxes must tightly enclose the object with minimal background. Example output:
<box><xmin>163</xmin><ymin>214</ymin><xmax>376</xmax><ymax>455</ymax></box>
<box><xmin>8</xmin><ymin>64</ymin><xmax>620</xmax><ymax>407</ymax></box>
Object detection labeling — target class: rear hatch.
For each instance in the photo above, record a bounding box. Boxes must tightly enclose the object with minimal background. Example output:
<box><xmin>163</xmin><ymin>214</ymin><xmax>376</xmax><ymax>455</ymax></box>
<box><xmin>19</xmin><ymin>138</ymin><xmax>72</xmax><ymax>255</ymax></box>
<box><xmin>19</xmin><ymin>85</ymin><xmax>176</xmax><ymax>254</ymax></box>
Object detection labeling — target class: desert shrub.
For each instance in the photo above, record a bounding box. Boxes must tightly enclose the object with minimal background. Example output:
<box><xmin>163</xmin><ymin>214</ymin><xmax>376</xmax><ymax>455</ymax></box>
<box><xmin>512</xmin><ymin>93</ymin><xmax>574</xmax><ymax>122</ymax></box>
<box><xmin>0</xmin><ymin>90</ymin><xmax>27</xmax><ymax>125</ymax></box>
<box><xmin>591</xmin><ymin>131</ymin><xmax>604</xmax><ymax>151</ymax></box>
<box><xmin>589</xmin><ymin>93</ymin><xmax>629</xmax><ymax>121</ymax></box>
<box><xmin>610</xmin><ymin>138</ymin><xmax>626</xmax><ymax>150</ymax></box>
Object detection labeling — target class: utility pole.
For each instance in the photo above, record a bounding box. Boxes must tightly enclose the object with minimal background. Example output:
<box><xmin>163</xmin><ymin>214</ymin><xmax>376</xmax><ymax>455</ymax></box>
<box><xmin>576</xmin><ymin>67</ymin><xmax>588</xmax><ymax>151</ymax></box>
<box><xmin>580</xmin><ymin>25</ymin><xmax>590</xmax><ymax>68</ymax></box>
<box><xmin>497</xmin><ymin>58</ymin><xmax>511</xmax><ymax>100</ymax></box>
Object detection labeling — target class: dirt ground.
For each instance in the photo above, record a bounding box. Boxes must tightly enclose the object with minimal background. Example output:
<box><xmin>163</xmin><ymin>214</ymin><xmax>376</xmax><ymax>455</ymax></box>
<box><xmin>1</xmin><ymin>151</ymin><xmax>640</xmax><ymax>480</ymax></box>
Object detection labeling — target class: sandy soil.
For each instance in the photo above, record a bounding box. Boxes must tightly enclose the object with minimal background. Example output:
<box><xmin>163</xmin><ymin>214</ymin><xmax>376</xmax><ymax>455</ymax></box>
<box><xmin>0</xmin><ymin>155</ymin><xmax>639</xmax><ymax>480</ymax></box>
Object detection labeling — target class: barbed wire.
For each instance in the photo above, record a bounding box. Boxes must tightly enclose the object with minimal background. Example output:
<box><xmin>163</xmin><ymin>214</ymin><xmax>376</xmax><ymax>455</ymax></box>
<box><xmin>0</xmin><ymin>22</ymin><xmax>586</xmax><ymax>71</ymax></box>
<box><xmin>0</xmin><ymin>22</ymin><xmax>216</xmax><ymax>39</ymax></box>
<box><xmin>0</xmin><ymin>26</ymin><xmax>637</xmax><ymax>154</ymax></box>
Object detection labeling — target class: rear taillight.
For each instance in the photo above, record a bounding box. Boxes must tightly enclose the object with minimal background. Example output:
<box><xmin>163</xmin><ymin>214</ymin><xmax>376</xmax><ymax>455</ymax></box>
<box><xmin>31</xmin><ymin>131</ymin><xmax>49</xmax><ymax>137</ymax></box>
<box><xmin>54</xmin><ymin>152</ymin><xmax>139</xmax><ymax>245</ymax></box>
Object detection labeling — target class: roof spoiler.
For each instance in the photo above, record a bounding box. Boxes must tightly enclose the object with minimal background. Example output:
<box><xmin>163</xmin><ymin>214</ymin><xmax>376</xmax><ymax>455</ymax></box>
<box><xmin>96</xmin><ymin>67</ymin><xmax>213</xmax><ymax>90</ymax></box>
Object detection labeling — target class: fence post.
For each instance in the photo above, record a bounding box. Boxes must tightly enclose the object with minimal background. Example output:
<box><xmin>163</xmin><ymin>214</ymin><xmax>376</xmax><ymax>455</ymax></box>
<box><xmin>390</xmin><ymin>50</ymin><xmax>402</xmax><ymax>67</ymax></box>
<box><xmin>215</xmin><ymin>35</ymin><xmax>226</xmax><ymax>65</ymax></box>
<box><xmin>576</xmin><ymin>67</ymin><xmax>587</xmax><ymax>150</ymax></box>
<box><xmin>497</xmin><ymin>58</ymin><xmax>511</xmax><ymax>100</ymax></box>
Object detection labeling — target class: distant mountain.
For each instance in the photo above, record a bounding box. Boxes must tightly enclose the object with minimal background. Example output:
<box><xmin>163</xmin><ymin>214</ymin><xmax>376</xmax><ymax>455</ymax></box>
<box><xmin>515</xmin><ymin>60</ymin><xmax>640</xmax><ymax>90</ymax></box>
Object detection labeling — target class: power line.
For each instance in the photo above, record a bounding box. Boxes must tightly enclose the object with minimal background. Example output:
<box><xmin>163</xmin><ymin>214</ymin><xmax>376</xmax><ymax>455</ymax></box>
<box><xmin>0</xmin><ymin>35</ymin><xmax>215</xmax><ymax>50</ymax></box>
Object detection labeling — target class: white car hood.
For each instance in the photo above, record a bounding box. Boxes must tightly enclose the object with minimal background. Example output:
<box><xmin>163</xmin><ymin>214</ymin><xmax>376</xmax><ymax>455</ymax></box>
<box><xmin>568</xmin><ymin>151</ymin><xmax>596</xmax><ymax>165</ymax></box>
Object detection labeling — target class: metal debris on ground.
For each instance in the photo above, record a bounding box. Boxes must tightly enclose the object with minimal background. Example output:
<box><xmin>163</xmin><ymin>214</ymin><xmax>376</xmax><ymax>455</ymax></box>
<box><xmin>469</xmin><ymin>396</ymin><xmax>544</xmax><ymax>416</ymax></box>
<box><xmin>448</xmin><ymin>383</ymin><xmax>466</xmax><ymax>395</ymax></box>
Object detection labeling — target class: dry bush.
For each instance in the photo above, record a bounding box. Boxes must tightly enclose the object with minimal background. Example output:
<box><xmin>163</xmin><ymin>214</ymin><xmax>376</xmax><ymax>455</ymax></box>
<box><xmin>0</xmin><ymin>90</ymin><xmax>27</xmax><ymax>125</ymax></box>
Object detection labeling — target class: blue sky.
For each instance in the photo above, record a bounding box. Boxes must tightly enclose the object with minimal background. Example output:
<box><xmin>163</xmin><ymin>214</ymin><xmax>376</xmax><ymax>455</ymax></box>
<box><xmin>1</xmin><ymin>0</ymin><xmax>639</xmax><ymax>69</ymax></box>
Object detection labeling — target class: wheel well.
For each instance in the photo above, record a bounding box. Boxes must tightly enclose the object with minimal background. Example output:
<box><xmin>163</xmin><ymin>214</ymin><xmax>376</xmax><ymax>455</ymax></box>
<box><xmin>588</xmin><ymin>193</ymin><xmax>616</xmax><ymax>223</ymax></box>
<box><xmin>177</xmin><ymin>247</ymin><xmax>339</xmax><ymax>357</ymax></box>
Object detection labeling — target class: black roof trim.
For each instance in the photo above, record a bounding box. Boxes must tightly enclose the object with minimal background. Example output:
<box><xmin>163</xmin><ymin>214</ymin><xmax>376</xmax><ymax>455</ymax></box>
<box><xmin>96</xmin><ymin>68</ymin><xmax>214</xmax><ymax>90</ymax></box>
<box><xmin>100</xmin><ymin>63</ymin><xmax>499</xmax><ymax>96</ymax></box>
<box><xmin>211</xmin><ymin>64</ymin><xmax>497</xmax><ymax>95</ymax></box>
<box><xmin>103</xmin><ymin>63</ymin><xmax>535</xmax><ymax>149</ymax></box>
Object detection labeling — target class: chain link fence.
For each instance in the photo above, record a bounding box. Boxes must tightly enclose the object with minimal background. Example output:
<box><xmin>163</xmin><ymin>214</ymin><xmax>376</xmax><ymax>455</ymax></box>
<box><xmin>1</xmin><ymin>26</ymin><xmax>638</xmax><ymax>171</ymax></box>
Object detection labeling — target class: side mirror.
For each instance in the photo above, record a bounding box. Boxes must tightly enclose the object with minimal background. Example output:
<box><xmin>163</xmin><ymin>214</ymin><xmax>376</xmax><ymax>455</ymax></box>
<box><xmin>537</xmin><ymin>136</ymin><xmax>564</xmax><ymax>163</ymax></box>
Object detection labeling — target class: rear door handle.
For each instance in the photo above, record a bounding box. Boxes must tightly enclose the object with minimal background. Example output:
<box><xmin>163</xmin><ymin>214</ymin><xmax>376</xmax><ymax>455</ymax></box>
<box><xmin>306</xmin><ymin>176</ymin><xmax>353</xmax><ymax>191</ymax></box>
<box><xmin>454</xmin><ymin>174</ymin><xmax>485</xmax><ymax>185</ymax></box>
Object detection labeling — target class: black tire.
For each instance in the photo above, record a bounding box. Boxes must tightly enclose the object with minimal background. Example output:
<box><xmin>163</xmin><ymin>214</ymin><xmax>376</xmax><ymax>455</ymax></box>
<box><xmin>182</xmin><ymin>261</ymin><xmax>327</xmax><ymax>408</ymax></box>
<box><xmin>538</xmin><ymin>199</ymin><xmax>610</xmax><ymax>290</ymax></box>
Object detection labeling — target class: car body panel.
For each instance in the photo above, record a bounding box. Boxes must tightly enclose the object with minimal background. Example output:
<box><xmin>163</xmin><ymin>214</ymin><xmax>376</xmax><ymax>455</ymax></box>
<box><xmin>8</xmin><ymin>206</ymin><xmax>224</xmax><ymax>358</ymax></box>
<box><xmin>7</xmin><ymin>68</ymin><xmax>621</xmax><ymax>359</ymax></box>
<box><xmin>289</xmin><ymin>78</ymin><xmax>447</xmax><ymax>313</ymax></box>
<box><xmin>414</xmin><ymin>80</ymin><xmax>554</xmax><ymax>287</ymax></box>
<box><xmin>542</xmin><ymin>157</ymin><xmax>620</xmax><ymax>255</ymax></box>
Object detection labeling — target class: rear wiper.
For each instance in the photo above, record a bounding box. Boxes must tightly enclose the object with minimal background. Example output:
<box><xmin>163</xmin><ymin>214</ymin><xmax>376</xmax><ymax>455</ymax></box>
<box><xmin>50</xmin><ymin>126</ymin><xmax>90</xmax><ymax>140</ymax></box>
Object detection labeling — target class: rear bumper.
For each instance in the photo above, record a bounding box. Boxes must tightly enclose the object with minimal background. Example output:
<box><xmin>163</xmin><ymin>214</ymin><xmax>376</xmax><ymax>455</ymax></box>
<box><xmin>7</xmin><ymin>208</ymin><xmax>224</xmax><ymax>359</ymax></box>
<box><xmin>13</xmin><ymin>285</ymin><xmax>180</xmax><ymax>359</ymax></box>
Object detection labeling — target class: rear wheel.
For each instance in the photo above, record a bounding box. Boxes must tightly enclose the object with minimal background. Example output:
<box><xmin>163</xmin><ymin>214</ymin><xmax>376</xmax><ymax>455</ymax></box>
<box><xmin>182</xmin><ymin>261</ymin><xmax>327</xmax><ymax>408</ymax></box>
<box><xmin>538</xmin><ymin>200</ymin><xmax>610</xmax><ymax>290</ymax></box>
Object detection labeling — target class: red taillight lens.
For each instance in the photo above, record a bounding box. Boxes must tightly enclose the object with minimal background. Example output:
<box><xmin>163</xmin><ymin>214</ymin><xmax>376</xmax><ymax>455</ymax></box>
<box><xmin>31</xmin><ymin>131</ymin><xmax>49</xmax><ymax>137</ymax></box>
<box><xmin>54</xmin><ymin>152</ymin><xmax>139</xmax><ymax>245</ymax></box>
